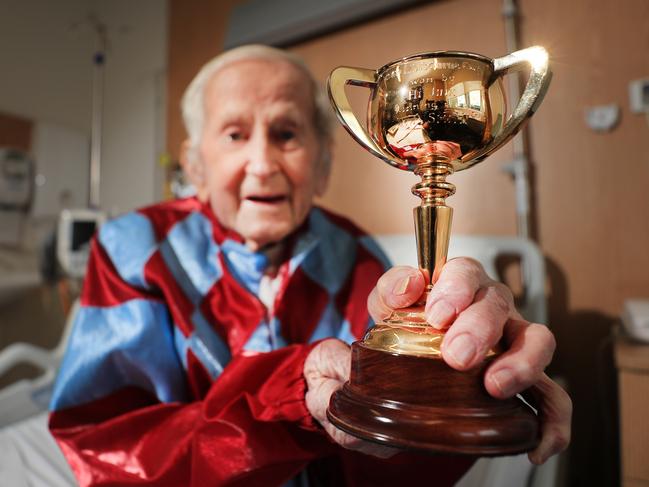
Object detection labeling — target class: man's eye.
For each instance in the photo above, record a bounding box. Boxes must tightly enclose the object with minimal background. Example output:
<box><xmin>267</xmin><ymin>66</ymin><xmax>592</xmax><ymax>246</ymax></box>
<box><xmin>276</xmin><ymin>129</ymin><xmax>296</xmax><ymax>142</ymax></box>
<box><xmin>274</xmin><ymin>128</ymin><xmax>297</xmax><ymax>142</ymax></box>
<box><xmin>226</xmin><ymin>131</ymin><xmax>245</xmax><ymax>142</ymax></box>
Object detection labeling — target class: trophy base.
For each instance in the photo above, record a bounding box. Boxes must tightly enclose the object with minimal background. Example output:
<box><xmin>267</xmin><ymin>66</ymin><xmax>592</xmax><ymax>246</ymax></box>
<box><xmin>327</xmin><ymin>342</ymin><xmax>540</xmax><ymax>455</ymax></box>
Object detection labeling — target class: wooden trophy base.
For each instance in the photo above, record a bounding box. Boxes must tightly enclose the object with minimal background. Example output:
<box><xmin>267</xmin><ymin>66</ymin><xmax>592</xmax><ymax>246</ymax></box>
<box><xmin>327</xmin><ymin>342</ymin><xmax>540</xmax><ymax>455</ymax></box>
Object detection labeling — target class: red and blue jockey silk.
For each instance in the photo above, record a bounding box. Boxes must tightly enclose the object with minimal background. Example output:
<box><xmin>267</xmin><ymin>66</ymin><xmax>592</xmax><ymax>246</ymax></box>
<box><xmin>48</xmin><ymin>197</ymin><xmax>473</xmax><ymax>486</ymax></box>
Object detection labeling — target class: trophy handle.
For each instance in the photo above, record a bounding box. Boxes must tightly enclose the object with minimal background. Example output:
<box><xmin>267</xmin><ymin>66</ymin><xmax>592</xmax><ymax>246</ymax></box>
<box><xmin>327</xmin><ymin>67</ymin><xmax>405</xmax><ymax>169</ymax></box>
<box><xmin>472</xmin><ymin>46</ymin><xmax>552</xmax><ymax>162</ymax></box>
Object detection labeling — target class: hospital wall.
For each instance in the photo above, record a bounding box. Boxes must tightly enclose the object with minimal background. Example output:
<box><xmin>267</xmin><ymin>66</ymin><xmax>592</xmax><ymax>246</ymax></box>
<box><xmin>0</xmin><ymin>0</ymin><xmax>169</xmax><ymax>385</ymax></box>
<box><xmin>167</xmin><ymin>1</ymin><xmax>649</xmax><ymax>486</ymax></box>
<box><xmin>0</xmin><ymin>0</ymin><xmax>168</xmax><ymax>216</ymax></box>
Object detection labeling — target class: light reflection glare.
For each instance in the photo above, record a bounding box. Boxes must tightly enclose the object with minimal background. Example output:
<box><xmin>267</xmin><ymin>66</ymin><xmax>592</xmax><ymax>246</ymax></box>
<box><xmin>478</xmin><ymin>429</ymin><xmax>498</xmax><ymax>437</ymax></box>
<box><xmin>527</xmin><ymin>46</ymin><xmax>549</xmax><ymax>70</ymax></box>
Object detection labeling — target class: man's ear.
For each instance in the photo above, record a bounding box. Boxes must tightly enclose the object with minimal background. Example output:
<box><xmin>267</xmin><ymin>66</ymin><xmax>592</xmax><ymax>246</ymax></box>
<box><xmin>179</xmin><ymin>139</ymin><xmax>207</xmax><ymax>200</ymax></box>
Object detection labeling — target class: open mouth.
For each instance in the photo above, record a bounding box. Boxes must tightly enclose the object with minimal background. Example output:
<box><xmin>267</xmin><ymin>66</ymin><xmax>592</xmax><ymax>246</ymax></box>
<box><xmin>245</xmin><ymin>194</ymin><xmax>288</xmax><ymax>204</ymax></box>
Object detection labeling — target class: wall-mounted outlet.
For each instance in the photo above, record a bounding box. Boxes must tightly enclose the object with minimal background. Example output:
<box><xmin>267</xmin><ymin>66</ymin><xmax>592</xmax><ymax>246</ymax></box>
<box><xmin>629</xmin><ymin>78</ymin><xmax>649</xmax><ymax>113</ymax></box>
<box><xmin>585</xmin><ymin>104</ymin><xmax>620</xmax><ymax>132</ymax></box>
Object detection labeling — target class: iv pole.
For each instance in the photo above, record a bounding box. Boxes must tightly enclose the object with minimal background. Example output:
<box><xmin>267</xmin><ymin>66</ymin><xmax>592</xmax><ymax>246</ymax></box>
<box><xmin>502</xmin><ymin>0</ymin><xmax>534</xmax><ymax>240</ymax></box>
<box><xmin>88</xmin><ymin>16</ymin><xmax>107</xmax><ymax>210</ymax></box>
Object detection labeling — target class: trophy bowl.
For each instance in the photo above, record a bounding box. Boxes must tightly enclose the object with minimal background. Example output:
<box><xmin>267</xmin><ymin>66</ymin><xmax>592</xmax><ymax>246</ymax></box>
<box><xmin>326</xmin><ymin>47</ymin><xmax>552</xmax><ymax>455</ymax></box>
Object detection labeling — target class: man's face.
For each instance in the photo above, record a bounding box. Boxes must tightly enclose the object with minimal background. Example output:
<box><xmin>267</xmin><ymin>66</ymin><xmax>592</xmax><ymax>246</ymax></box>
<box><xmin>198</xmin><ymin>59</ymin><xmax>327</xmax><ymax>251</ymax></box>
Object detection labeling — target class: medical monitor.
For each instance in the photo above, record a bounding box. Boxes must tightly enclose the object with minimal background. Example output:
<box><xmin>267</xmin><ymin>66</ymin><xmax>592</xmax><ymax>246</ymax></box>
<box><xmin>57</xmin><ymin>209</ymin><xmax>105</xmax><ymax>278</ymax></box>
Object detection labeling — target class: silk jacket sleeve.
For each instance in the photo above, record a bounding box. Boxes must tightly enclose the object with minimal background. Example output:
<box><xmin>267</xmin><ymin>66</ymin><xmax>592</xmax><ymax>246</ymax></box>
<box><xmin>48</xmin><ymin>234</ymin><xmax>332</xmax><ymax>486</ymax></box>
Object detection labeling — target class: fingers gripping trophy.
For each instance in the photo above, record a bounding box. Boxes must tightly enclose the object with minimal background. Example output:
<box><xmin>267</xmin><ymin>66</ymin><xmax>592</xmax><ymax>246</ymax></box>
<box><xmin>327</xmin><ymin>47</ymin><xmax>552</xmax><ymax>454</ymax></box>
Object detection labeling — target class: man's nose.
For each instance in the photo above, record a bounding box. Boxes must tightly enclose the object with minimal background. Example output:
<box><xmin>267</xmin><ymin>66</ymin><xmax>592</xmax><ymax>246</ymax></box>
<box><xmin>245</xmin><ymin>133</ymin><xmax>280</xmax><ymax>178</ymax></box>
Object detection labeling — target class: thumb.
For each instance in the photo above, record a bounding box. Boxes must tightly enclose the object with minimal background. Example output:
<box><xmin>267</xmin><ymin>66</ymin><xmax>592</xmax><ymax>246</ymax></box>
<box><xmin>368</xmin><ymin>266</ymin><xmax>426</xmax><ymax>322</ymax></box>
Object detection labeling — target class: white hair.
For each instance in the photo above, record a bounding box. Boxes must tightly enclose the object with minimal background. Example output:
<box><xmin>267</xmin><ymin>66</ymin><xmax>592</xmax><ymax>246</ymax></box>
<box><xmin>181</xmin><ymin>44</ymin><xmax>334</xmax><ymax>168</ymax></box>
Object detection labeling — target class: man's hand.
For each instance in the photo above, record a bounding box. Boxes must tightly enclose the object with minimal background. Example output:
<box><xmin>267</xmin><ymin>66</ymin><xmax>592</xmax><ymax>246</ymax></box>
<box><xmin>304</xmin><ymin>339</ymin><xmax>397</xmax><ymax>458</ymax></box>
<box><xmin>367</xmin><ymin>259</ymin><xmax>572</xmax><ymax>464</ymax></box>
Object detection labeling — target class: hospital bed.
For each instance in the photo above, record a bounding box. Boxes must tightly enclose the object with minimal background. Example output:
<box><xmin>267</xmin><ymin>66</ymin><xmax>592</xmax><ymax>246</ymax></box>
<box><xmin>0</xmin><ymin>234</ymin><xmax>559</xmax><ymax>487</ymax></box>
<box><xmin>0</xmin><ymin>300</ymin><xmax>78</xmax><ymax>486</ymax></box>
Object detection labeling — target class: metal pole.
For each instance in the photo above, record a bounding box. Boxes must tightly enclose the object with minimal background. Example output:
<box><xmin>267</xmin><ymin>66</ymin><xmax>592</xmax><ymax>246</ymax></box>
<box><xmin>502</xmin><ymin>0</ymin><xmax>532</xmax><ymax>240</ymax></box>
<box><xmin>89</xmin><ymin>18</ymin><xmax>107</xmax><ymax>209</ymax></box>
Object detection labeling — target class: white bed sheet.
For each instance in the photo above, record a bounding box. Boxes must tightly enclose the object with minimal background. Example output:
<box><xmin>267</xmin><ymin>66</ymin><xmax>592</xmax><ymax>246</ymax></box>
<box><xmin>0</xmin><ymin>412</ymin><xmax>75</xmax><ymax>487</ymax></box>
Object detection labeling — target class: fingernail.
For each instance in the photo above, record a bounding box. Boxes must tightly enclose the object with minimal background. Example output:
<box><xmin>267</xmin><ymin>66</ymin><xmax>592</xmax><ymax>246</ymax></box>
<box><xmin>491</xmin><ymin>369</ymin><xmax>516</xmax><ymax>397</ymax></box>
<box><xmin>393</xmin><ymin>275</ymin><xmax>411</xmax><ymax>295</ymax></box>
<box><xmin>445</xmin><ymin>334</ymin><xmax>477</xmax><ymax>368</ymax></box>
<box><xmin>426</xmin><ymin>300</ymin><xmax>455</xmax><ymax>329</ymax></box>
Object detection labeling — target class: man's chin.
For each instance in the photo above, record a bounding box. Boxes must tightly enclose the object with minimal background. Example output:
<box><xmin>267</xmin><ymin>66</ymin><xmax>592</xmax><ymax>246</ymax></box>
<box><xmin>239</xmin><ymin>223</ymin><xmax>293</xmax><ymax>251</ymax></box>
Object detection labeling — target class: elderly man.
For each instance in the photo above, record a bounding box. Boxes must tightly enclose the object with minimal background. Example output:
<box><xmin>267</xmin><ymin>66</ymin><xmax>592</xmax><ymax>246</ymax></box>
<box><xmin>49</xmin><ymin>45</ymin><xmax>570</xmax><ymax>486</ymax></box>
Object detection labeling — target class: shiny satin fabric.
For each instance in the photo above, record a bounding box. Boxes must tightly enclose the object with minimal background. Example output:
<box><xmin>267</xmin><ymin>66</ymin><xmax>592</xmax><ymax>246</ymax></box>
<box><xmin>48</xmin><ymin>197</ymin><xmax>473</xmax><ymax>486</ymax></box>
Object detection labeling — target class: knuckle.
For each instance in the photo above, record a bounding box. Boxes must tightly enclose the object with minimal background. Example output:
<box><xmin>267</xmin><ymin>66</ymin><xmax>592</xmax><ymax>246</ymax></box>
<box><xmin>442</xmin><ymin>258</ymin><xmax>482</xmax><ymax>284</ymax></box>
<box><xmin>530</xmin><ymin>324</ymin><xmax>557</xmax><ymax>354</ymax></box>
<box><xmin>447</xmin><ymin>257</ymin><xmax>491</xmax><ymax>285</ymax></box>
<box><xmin>552</xmin><ymin>427</ymin><xmax>571</xmax><ymax>452</ymax></box>
<box><xmin>515</xmin><ymin>360</ymin><xmax>536</xmax><ymax>383</ymax></box>
<box><xmin>485</xmin><ymin>283</ymin><xmax>513</xmax><ymax>315</ymax></box>
<box><xmin>433</xmin><ymin>275</ymin><xmax>476</xmax><ymax>308</ymax></box>
<box><xmin>493</xmin><ymin>281</ymin><xmax>514</xmax><ymax>302</ymax></box>
<box><xmin>449</xmin><ymin>256</ymin><xmax>483</xmax><ymax>273</ymax></box>
<box><xmin>437</xmin><ymin>288</ymin><xmax>471</xmax><ymax>310</ymax></box>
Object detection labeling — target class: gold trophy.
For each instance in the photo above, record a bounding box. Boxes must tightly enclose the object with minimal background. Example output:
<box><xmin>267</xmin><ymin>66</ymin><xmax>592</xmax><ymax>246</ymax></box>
<box><xmin>326</xmin><ymin>47</ymin><xmax>551</xmax><ymax>454</ymax></box>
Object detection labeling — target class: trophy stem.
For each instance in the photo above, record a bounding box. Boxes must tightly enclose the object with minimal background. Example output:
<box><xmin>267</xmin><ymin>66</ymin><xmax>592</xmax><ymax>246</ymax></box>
<box><xmin>412</xmin><ymin>160</ymin><xmax>456</xmax><ymax>285</ymax></box>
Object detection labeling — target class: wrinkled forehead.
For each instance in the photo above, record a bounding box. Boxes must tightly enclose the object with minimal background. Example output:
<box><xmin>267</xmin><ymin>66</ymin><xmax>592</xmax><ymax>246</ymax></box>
<box><xmin>204</xmin><ymin>58</ymin><xmax>316</xmax><ymax>122</ymax></box>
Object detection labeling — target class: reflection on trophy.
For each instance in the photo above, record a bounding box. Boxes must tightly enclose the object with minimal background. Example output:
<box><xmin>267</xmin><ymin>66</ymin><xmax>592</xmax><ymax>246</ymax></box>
<box><xmin>327</xmin><ymin>47</ymin><xmax>552</xmax><ymax>454</ymax></box>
